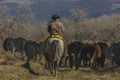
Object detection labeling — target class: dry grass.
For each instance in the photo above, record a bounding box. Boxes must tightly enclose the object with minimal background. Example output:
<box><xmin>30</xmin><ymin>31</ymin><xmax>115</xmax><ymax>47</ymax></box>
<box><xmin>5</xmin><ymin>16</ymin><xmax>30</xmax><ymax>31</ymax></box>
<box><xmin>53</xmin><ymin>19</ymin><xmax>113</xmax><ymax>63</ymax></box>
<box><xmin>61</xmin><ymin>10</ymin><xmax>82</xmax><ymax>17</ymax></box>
<box><xmin>0</xmin><ymin>51</ymin><xmax>120</xmax><ymax>80</ymax></box>
<box><xmin>0</xmin><ymin>58</ymin><xmax>120</xmax><ymax>80</ymax></box>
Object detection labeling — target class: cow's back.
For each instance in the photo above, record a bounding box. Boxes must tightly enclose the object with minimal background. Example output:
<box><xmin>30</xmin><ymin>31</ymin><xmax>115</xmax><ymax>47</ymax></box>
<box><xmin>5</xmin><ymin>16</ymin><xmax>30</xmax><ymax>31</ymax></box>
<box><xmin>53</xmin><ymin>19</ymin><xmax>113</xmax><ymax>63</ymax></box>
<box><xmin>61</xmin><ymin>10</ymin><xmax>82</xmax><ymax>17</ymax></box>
<box><xmin>111</xmin><ymin>42</ymin><xmax>120</xmax><ymax>55</ymax></box>
<box><xmin>68</xmin><ymin>41</ymin><xmax>83</xmax><ymax>54</ymax></box>
<box><xmin>14</xmin><ymin>38</ymin><xmax>27</xmax><ymax>52</ymax></box>
<box><xmin>24</xmin><ymin>41</ymin><xmax>43</xmax><ymax>59</ymax></box>
<box><xmin>3</xmin><ymin>37</ymin><xmax>27</xmax><ymax>53</ymax></box>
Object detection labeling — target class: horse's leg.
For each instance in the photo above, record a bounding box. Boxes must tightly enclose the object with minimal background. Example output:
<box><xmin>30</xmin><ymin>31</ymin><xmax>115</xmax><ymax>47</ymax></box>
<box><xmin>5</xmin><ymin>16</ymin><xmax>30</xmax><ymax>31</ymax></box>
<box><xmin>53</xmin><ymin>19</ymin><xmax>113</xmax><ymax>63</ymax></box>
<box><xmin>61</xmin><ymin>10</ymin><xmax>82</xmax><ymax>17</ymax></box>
<box><xmin>59</xmin><ymin>55</ymin><xmax>64</xmax><ymax>67</ymax></box>
<box><xmin>52</xmin><ymin>62</ymin><xmax>55</xmax><ymax>76</ymax></box>
<box><xmin>52</xmin><ymin>62</ymin><xmax>57</xmax><ymax>76</ymax></box>
<box><xmin>55</xmin><ymin>61</ymin><xmax>58</xmax><ymax>77</ymax></box>
<box><xmin>49</xmin><ymin>61</ymin><xmax>53</xmax><ymax>74</ymax></box>
<box><xmin>55</xmin><ymin>58</ymin><xmax>61</xmax><ymax>77</ymax></box>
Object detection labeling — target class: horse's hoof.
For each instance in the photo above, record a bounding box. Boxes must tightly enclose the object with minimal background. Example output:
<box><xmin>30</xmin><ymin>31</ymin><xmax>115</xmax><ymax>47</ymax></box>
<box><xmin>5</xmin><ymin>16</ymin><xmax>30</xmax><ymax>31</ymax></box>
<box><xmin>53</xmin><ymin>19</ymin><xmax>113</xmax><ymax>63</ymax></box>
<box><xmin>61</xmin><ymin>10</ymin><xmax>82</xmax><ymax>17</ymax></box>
<box><xmin>53</xmin><ymin>74</ymin><xmax>57</xmax><ymax>77</ymax></box>
<box><xmin>55</xmin><ymin>75</ymin><xmax>57</xmax><ymax>77</ymax></box>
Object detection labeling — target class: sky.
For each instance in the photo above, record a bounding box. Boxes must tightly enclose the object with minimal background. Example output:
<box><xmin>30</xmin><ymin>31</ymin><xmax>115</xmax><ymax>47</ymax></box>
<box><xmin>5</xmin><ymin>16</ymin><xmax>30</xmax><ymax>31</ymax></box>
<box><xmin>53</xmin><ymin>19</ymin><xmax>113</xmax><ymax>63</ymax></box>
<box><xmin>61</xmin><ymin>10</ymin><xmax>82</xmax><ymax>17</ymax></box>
<box><xmin>0</xmin><ymin>0</ymin><xmax>33</xmax><ymax>5</ymax></box>
<box><xmin>0</xmin><ymin>0</ymin><xmax>82</xmax><ymax>4</ymax></box>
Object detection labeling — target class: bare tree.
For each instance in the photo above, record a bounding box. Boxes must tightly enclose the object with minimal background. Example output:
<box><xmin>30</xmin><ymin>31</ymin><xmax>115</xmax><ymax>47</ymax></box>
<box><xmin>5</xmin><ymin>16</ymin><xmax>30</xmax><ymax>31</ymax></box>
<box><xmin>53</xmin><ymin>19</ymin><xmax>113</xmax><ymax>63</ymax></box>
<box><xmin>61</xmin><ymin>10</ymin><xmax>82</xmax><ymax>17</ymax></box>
<box><xmin>17</xmin><ymin>4</ymin><xmax>34</xmax><ymax>24</ymax></box>
<box><xmin>70</xmin><ymin>9</ymin><xmax>88</xmax><ymax>40</ymax></box>
<box><xmin>70</xmin><ymin>8</ymin><xmax>88</xmax><ymax>25</ymax></box>
<box><xmin>0</xmin><ymin>5</ymin><xmax>9</xmax><ymax>24</ymax></box>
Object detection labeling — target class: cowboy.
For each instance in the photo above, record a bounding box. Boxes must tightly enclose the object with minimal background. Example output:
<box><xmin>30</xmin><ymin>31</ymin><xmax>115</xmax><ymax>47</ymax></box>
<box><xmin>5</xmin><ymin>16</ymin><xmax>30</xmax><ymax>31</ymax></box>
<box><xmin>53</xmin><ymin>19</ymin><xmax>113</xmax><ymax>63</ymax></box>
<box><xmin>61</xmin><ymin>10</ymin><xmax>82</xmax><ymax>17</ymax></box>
<box><xmin>44</xmin><ymin>14</ymin><xmax>67</xmax><ymax>56</ymax></box>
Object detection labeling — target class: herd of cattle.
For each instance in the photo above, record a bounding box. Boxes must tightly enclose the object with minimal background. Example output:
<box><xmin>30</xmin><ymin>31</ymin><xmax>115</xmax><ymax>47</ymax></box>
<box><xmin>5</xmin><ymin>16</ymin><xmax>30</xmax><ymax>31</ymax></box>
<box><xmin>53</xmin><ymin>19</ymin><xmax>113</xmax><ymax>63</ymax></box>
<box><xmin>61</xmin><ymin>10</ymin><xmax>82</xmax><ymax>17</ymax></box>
<box><xmin>2</xmin><ymin>37</ymin><xmax>120</xmax><ymax>74</ymax></box>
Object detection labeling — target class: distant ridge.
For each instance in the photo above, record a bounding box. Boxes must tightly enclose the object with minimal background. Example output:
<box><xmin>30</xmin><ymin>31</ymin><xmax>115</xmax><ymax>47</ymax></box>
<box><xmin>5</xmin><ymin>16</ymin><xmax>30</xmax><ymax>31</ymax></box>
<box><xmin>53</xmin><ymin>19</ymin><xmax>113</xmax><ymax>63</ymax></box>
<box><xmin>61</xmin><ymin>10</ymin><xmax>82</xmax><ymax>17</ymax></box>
<box><xmin>0</xmin><ymin>0</ymin><xmax>120</xmax><ymax>21</ymax></box>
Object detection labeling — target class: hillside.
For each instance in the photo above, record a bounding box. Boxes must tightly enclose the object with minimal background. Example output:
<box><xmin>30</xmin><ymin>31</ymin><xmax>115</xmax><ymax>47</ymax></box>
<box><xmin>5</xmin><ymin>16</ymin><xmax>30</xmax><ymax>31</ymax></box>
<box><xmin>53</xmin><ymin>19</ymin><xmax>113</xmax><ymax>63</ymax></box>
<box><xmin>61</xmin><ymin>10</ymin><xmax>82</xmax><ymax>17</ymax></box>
<box><xmin>0</xmin><ymin>0</ymin><xmax>120</xmax><ymax>21</ymax></box>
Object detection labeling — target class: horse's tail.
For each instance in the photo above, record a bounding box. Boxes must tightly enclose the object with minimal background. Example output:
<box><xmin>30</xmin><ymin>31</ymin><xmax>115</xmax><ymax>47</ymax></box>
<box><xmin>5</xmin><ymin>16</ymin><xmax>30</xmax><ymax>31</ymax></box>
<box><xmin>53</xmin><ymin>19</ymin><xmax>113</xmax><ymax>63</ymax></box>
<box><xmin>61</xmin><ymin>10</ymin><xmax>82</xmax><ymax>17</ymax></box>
<box><xmin>52</xmin><ymin>40</ymin><xmax>59</xmax><ymax>62</ymax></box>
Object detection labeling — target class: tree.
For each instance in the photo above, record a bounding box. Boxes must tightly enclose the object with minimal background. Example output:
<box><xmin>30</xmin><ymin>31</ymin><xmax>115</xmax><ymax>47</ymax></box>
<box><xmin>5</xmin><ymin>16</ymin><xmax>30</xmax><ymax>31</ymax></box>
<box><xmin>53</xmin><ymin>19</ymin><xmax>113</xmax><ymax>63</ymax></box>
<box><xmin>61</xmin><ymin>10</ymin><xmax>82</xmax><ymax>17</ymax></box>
<box><xmin>70</xmin><ymin>9</ymin><xmax>88</xmax><ymax>40</ymax></box>
<box><xmin>17</xmin><ymin>4</ymin><xmax>34</xmax><ymax>24</ymax></box>
<box><xmin>70</xmin><ymin>8</ymin><xmax>88</xmax><ymax>25</ymax></box>
<box><xmin>0</xmin><ymin>5</ymin><xmax>9</xmax><ymax>24</ymax></box>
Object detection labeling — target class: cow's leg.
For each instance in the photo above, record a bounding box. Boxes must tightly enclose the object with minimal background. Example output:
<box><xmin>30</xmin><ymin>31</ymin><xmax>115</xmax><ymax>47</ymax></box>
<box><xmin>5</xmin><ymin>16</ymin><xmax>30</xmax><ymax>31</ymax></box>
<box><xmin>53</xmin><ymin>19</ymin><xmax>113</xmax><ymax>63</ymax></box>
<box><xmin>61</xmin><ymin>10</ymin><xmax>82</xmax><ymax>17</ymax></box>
<box><xmin>90</xmin><ymin>59</ymin><xmax>94</xmax><ymax>68</ymax></box>
<box><xmin>95</xmin><ymin>58</ymin><xmax>99</xmax><ymax>67</ymax></box>
<box><xmin>78</xmin><ymin>56</ymin><xmax>82</xmax><ymax>67</ymax></box>
<box><xmin>119</xmin><ymin>56</ymin><xmax>120</xmax><ymax>66</ymax></box>
<box><xmin>83</xmin><ymin>58</ymin><xmax>87</xmax><ymax>67</ymax></box>
<box><xmin>22</xmin><ymin>57</ymin><xmax>31</xmax><ymax>70</ymax></box>
<box><xmin>13</xmin><ymin>47</ymin><xmax>16</xmax><ymax>57</ymax></box>
<box><xmin>75</xmin><ymin>54</ymin><xmax>79</xmax><ymax>69</ymax></box>
<box><xmin>111</xmin><ymin>55</ymin><xmax>115</xmax><ymax>65</ymax></box>
<box><xmin>69</xmin><ymin>54</ymin><xmax>73</xmax><ymax>69</ymax></box>
<box><xmin>100</xmin><ymin>57</ymin><xmax>105</xmax><ymax>68</ymax></box>
<box><xmin>65</xmin><ymin>56</ymin><xmax>68</xmax><ymax>67</ymax></box>
<box><xmin>116</xmin><ymin>56</ymin><xmax>120</xmax><ymax>67</ymax></box>
<box><xmin>90</xmin><ymin>52</ymin><xmax>97</xmax><ymax>68</ymax></box>
<box><xmin>11</xmin><ymin>47</ymin><xmax>16</xmax><ymax>61</ymax></box>
<box><xmin>26</xmin><ymin>58</ymin><xmax>33</xmax><ymax>73</ymax></box>
<box><xmin>26</xmin><ymin>57</ymin><xmax>39</xmax><ymax>75</ymax></box>
<box><xmin>115</xmin><ymin>55</ymin><xmax>120</xmax><ymax>67</ymax></box>
<box><xmin>20</xmin><ymin>51</ymin><xmax>26</xmax><ymax>60</ymax></box>
<box><xmin>44</xmin><ymin>54</ymin><xmax>49</xmax><ymax>69</ymax></box>
<box><xmin>88</xmin><ymin>59</ymin><xmax>90</xmax><ymax>67</ymax></box>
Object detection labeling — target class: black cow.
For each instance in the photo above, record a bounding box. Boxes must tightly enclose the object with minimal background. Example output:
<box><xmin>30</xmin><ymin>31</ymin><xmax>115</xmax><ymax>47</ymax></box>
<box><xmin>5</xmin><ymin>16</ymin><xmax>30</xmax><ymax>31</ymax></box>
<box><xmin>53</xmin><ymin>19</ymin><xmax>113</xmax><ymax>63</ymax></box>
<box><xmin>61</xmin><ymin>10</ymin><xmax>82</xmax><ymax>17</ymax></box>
<box><xmin>80</xmin><ymin>43</ymin><xmax>95</xmax><ymax>67</ymax></box>
<box><xmin>68</xmin><ymin>41</ymin><xmax>83</xmax><ymax>69</ymax></box>
<box><xmin>81</xmin><ymin>42</ymin><xmax>107</xmax><ymax>68</ymax></box>
<box><xmin>3</xmin><ymin>37</ymin><xmax>27</xmax><ymax>56</ymax></box>
<box><xmin>97</xmin><ymin>42</ymin><xmax>108</xmax><ymax>67</ymax></box>
<box><xmin>3</xmin><ymin>37</ymin><xmax>14</xmax><ymax>52</ymax></box>
<box><xmin>110</xmin><ymin>42</ymin><xmax>120</xmax><ymax>67</ymax></box>
<box><xmin>23</xmin><ymin>41</ymin><xmax>44</xmax><ymax>75</ymax></box>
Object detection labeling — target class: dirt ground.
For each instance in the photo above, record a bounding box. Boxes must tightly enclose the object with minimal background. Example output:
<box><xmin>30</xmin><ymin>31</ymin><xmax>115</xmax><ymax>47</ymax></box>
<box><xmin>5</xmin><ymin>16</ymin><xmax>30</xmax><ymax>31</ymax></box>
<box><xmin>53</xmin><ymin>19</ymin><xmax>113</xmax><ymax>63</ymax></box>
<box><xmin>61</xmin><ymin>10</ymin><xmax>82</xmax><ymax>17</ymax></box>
<box><xmin>0</xmin><ymin>58</ymin><xmax>120</xmax><ymax>80</ymax></box>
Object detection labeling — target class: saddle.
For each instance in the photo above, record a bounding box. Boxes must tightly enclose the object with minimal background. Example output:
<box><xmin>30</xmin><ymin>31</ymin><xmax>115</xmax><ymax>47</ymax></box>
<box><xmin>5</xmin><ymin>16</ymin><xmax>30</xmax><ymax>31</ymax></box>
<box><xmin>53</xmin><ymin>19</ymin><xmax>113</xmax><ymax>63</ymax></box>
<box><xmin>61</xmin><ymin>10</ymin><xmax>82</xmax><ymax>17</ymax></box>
<box><xmin>50</xmin><ymin>34</ymin><xmax>63</xmax><ymax>40</ymax></box>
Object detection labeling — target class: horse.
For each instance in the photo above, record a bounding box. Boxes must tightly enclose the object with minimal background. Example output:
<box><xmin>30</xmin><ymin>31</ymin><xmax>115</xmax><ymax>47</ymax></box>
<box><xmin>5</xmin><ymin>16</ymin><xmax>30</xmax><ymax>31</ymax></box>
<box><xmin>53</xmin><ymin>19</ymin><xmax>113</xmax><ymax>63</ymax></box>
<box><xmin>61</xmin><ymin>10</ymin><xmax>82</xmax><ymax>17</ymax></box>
<box><xmin>45</xmin><ymin>38</ymin><xmax>64</xmax><ymax>76</ymax></box>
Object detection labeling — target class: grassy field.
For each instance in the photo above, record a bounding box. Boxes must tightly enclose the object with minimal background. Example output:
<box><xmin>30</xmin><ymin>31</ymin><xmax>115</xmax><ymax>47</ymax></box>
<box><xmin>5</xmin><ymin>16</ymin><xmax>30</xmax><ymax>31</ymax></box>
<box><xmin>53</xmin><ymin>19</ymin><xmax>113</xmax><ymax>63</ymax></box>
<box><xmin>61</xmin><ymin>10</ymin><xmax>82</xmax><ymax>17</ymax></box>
<box><xmin>0</xmin><ymin>57</ymin><xmax>120</xmax><ymax>80</ymax></box>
